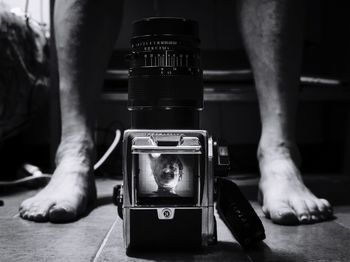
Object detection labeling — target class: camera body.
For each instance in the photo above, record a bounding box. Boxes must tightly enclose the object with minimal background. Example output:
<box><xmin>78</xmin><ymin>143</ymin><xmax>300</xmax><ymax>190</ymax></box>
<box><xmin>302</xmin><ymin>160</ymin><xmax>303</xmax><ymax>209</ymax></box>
<box><xmin>122</xmin><ymin>129</ymin><xmax>216</xmax><ymax>251</ymax></box>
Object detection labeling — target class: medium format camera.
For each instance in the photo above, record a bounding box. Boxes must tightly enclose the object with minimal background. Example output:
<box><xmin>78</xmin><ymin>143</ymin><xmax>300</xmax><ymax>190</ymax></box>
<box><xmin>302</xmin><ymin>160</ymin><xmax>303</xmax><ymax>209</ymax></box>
<box><xmin>122</xmin><ymin>130</ymin><xmax>215</xmax><ymax>251</ymax></box>
<box><xmin>115</xmin><ymin>17</ymin><xmax>265</xmax><ymax>254</ymax></box>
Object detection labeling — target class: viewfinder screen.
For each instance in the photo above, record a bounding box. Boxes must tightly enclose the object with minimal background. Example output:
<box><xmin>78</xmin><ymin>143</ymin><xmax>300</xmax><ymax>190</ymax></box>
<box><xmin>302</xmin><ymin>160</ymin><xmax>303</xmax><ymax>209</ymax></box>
<box><xmin>135</xmin><ymin>154</ymin><xmax>198</xmax><ymax>205</ymax></box>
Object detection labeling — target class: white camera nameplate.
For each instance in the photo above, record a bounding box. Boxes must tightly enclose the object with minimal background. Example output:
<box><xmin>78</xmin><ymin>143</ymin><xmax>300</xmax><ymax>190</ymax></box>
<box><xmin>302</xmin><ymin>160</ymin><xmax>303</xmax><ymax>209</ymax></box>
<box><xmin>157</xmin><ymin>208</ymin><xmax>175</xmax><ymax>220</ymax></box>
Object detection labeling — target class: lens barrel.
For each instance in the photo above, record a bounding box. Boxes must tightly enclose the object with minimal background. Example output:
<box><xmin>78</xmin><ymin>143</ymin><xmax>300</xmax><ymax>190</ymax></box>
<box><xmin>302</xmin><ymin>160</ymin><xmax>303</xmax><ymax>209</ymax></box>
<box><xmin>128</xmin><ymin>17</ymin><xmax>203</xmax><ymax>129</ymax></box>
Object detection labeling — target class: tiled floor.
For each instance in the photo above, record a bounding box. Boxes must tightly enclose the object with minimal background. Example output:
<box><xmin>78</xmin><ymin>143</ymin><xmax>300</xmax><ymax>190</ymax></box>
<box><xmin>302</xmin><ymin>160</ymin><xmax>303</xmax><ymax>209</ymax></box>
<box><xmin>1</xmin><ymin>178</ymin><xmax>350</xmax><ymax>262</ymax></box>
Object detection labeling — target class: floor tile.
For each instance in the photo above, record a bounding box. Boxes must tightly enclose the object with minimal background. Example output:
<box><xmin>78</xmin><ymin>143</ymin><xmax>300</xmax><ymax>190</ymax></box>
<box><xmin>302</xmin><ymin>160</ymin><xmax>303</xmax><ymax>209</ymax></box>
<box><xmin>0</xmin><ymin>203</ymin><xmax>117</xmax><ymax>262</ymax></box>
<box><xmin>249</xmin><ymin>218</ymin><xmax>350</xmax><ymax>262</ymax></box>
<box><xmin>0</xmin><ymin>189</ymin><xmax>39</xmax><ymax>217</ymax></box>
<box><xmin>0</xmin><ymin>178</ymin><xmax>119</xmax><ymax>262</ymax></box>
<box><xmin>95</xmin><ymin>214</ymin><xmax>250</xmax><ymax>262</ymax></box>
<box><xmin>335</xmin><ymin>213</ymin><xmax>350</xmax><ymax>231</ymax></box>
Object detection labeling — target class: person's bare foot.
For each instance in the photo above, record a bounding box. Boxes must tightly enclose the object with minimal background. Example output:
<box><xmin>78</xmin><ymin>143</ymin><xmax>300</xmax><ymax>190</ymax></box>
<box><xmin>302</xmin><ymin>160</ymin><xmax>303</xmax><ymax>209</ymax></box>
<box><xmin>19</xmin><ymin>139</ymin><xmax>96</xmax><ymax>223</ymax></box>
<box><xmin>258</xmin><ymin>144</ymin><xmax>333</xmax><ymax>225</ymax></box>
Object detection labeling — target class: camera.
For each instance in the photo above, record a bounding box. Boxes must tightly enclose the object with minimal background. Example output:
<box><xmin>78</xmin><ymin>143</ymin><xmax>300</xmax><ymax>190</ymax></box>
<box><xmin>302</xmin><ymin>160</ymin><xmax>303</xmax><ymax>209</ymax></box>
<box><xmin>122</xmin><ymin>130</ymin><xmax>215</xmax><ymax>252</ymax></box>
<box><xmin>115</xmin><ymin>17</ymin><xmax>265</xmax><ymax>253</ymax></box>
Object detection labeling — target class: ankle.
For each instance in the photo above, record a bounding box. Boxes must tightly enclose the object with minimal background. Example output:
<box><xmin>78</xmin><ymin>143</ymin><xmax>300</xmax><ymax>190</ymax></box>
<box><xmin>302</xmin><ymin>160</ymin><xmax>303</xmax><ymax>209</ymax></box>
<box><xmin>257</xmin><ymin>139</ymin><xmax>301</xmax><ymax>166</ymax></box>
<box><xmin>55</xmin><ymin>134</ymin><xmax>95</xmax><ymax>167</ymax></box>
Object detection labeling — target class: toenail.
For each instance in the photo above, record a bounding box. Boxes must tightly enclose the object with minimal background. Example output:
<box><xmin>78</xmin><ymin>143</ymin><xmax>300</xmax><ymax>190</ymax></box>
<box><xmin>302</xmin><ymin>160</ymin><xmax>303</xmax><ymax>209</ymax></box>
<box><xmin>278</xmin><ymin>210</ymin><xmax>290</xmax><ymax>216</ymax></box>
<box><xmin>300</xmin><ymin>215</ymin><xmax>308</xmax><ymax>222</ymax></box>
<box><xmin>311</xmin><ymin>215</ymin><xmax>318</xmax><ymax>220</ymax></box>
<box><xmin>262</xmin><ymin>206</ymin><xmax>267</xmax><ymax>213</ymax></box>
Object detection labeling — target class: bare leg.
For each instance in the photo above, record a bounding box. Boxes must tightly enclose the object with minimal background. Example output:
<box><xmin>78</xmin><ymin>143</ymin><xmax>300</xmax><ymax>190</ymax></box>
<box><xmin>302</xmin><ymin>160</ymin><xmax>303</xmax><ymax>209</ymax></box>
<box><xmin>19</xmin><ymin>0</ymin><xmax>122</xmax><ymax>222</ymax></box>
<box><xmin>237</xmin><ymin>0</ymin><xmax>332</xmax><ymax>224</ymax></box>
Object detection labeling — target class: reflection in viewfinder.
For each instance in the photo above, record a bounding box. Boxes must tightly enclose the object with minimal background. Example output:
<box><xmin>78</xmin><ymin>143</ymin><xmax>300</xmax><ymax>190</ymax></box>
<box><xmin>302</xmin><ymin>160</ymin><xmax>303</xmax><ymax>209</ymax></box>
<box><xmin>137</xmin><ymin>154</ymin><xmax>196</xmax><ymax>198</ymax></box>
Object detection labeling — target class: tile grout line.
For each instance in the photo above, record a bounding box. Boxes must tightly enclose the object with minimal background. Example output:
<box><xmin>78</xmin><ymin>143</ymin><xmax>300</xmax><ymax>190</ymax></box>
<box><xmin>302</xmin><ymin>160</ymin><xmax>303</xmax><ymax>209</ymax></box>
<box><xmin>334</xmin><ymin>219</ymin><xmax>350</xmax><ymax>232</ymax></box>
<box><xmin>91</xmin><ymin>217</ymin><xmax>119</xmax><ymax>262</ymax></box>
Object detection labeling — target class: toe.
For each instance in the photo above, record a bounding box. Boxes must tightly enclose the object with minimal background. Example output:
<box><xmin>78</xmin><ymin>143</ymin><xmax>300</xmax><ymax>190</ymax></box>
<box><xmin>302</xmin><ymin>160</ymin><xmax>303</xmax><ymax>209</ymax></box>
<box><xmin>31</xmin><ymin>212</ymin><xmax>48</xmax><ymax>222</ymax></box>
<box><xmin>320</xmin><ymin>198</ymin><xmax>332</xmax><ymax>213</ymax></box>
<box><xmin>317</xmin><ymin>198</ymin><xmax>333</xmax><ymax>219</ymax></box>
<box><xmin>19</xmin><ymin>198</ymin><xmax>32</xmax><ymax>212</ymax></box>
<box><xmin>19</xmin><ymin>199</ymin><xmax>32</xmax><ymax>220</ymax></box>
<box><xmin>20</xmin><ymin>199</ymin><xmax>54</xmax><ymax>222</ymax></box>
<box><xmin>19</xmin><ymin>206</ymin><xmax>26</xmax><ymax>216</ymax></box>
<box><xmin>28</xmin><ymin>206</ymin><xmax>50</xmax><ymax>222</ymax></box>
<box><xmin>269</xmin><ymin>205</ymin><xmax>298</xmax><ymax>225</ymax></box>
<box><xmin>26</xmin><ymin>205</ymin><xmax>39</xmax><ymax>220</ymax></box>
<box><xmin>262</xmin><ymin>205</ymin><xmax>270</xmax><ymax>218</ymax></box>
<box><xmin>49</xmin><ymin>204</ymin><xmax>78</xmax><ymax>223</ymax></box>
<box><xmin>290</xmin><ymin>199</ymin><xmax>310</xmax><ymax>223</ymax></box>
<box><xmin>305</xmin><ymin>200</ymin><xmax>320</xmax><ymax>222</ymax></box>
<box><xmin>20</xmin><ymin>210</ymin><xmax>29</xmax><ymax>219</ymax></box>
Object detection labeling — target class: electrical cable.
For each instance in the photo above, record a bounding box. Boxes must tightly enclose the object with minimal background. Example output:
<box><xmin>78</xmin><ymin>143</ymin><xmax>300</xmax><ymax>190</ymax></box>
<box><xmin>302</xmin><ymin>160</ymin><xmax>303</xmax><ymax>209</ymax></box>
<box><xmin>94</xmin><ymin>129</ymin><xmax>121</xmax><ymax>170</ymax></box>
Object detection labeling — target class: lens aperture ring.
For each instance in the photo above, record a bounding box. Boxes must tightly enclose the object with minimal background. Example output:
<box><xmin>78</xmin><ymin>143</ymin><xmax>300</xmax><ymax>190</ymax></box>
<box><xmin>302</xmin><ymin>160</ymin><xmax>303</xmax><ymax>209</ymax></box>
<box><xmin>129</xmin><ymin>51</ymin><xmax>200</xmax><ymax>69</ymax></box>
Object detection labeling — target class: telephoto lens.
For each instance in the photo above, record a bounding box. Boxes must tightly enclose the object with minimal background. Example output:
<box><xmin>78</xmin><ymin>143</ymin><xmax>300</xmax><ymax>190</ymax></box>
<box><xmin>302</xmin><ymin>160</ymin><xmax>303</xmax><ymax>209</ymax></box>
<box><xmin>128</xmin><ymin>17</ymin><xmax>203</xmax><ymax>129</ymax></box>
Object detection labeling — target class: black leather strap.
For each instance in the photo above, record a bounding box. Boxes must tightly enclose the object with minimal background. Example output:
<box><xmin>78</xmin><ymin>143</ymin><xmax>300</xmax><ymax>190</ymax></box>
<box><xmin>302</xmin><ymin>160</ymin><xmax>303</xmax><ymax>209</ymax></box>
<box><xmin>216</xmin><ymin>177</ymin><xmax>266</xmax><ymax>248</ymax></box>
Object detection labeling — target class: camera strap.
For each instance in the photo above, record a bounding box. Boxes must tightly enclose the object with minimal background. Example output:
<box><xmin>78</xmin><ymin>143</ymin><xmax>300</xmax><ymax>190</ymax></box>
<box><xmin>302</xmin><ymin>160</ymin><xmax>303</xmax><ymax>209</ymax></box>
<box><xmin>216</xmin><ymin>177</ymin><xmax>266</xmax><ymax>248</ymax></box>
